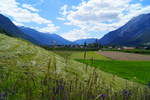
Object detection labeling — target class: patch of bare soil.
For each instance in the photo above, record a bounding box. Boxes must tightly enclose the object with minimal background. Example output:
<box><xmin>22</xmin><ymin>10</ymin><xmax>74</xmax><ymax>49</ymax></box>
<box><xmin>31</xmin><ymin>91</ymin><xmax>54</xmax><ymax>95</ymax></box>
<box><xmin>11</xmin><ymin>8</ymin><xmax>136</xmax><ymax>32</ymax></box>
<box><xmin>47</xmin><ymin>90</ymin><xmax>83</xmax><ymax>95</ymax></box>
<box><xmin>98</xmin><ymin>51</ymin><xmax>150</xmax><ymax>61</ymax></box>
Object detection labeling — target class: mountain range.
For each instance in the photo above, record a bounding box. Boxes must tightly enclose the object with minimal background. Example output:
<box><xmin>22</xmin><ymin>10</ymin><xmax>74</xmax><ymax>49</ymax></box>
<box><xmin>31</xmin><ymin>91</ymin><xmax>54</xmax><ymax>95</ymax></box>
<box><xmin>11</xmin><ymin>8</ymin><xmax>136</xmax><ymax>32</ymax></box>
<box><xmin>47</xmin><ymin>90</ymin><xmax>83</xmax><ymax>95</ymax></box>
<box><xmin>0</xmin><ymin>14</ymin><xmax>73</xmax><ymax>46</ymax></box>
<box><xmin>19</xmin><ymin>26</ymin><xmax>72</xmax><ymax>46</ymax></box>
<box><xmin>99</xmin><ymin>13</ymin><xmax>150</xmax><ymax>46</ymax></box>
<box><xmin>0</xmin><ymin>14</ymin><xmax>98</xmax><ymax>46</ymax></box>
<box><xmin>1</xmin><ymin>13</ymin><xmax>150</xmax><ymax>47</ymax></box>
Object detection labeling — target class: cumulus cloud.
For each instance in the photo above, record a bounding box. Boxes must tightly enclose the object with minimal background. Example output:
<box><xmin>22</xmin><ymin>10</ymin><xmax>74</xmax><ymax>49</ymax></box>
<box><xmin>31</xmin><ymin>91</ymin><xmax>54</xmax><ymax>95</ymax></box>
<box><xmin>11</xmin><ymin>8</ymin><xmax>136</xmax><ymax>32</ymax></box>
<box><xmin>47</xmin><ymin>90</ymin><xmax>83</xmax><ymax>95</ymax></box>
<box><xmin>60</xmin><ymin>0</ymin><xmax>150</xmax><ymax>40</ymax></box>
<box><xmin>0</xmin><ymin>0</ymin><xmax>58</xmax><ymax>33</ymax></box>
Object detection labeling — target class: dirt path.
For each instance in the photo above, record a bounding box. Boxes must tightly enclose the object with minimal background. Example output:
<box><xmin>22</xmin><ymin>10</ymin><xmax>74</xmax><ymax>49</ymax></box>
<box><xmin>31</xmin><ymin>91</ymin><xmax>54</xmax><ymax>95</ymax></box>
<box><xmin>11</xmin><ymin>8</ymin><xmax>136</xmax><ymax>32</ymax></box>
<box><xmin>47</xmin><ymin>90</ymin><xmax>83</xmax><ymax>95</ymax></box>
<box><xmin>98</xmin><ymin>51</ymin><xmax>150</xmax><ymax>61</ymax></box>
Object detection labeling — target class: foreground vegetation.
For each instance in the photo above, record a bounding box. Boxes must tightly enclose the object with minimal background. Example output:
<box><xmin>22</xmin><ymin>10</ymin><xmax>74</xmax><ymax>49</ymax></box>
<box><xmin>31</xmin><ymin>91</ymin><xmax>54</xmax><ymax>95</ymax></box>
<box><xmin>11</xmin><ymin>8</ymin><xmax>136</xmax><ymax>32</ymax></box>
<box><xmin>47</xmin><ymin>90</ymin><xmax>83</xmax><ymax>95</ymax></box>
<box><xmin>1</xmin><ymin>33</ymin><xmax>150</xmax><ymax>100</ymax></box>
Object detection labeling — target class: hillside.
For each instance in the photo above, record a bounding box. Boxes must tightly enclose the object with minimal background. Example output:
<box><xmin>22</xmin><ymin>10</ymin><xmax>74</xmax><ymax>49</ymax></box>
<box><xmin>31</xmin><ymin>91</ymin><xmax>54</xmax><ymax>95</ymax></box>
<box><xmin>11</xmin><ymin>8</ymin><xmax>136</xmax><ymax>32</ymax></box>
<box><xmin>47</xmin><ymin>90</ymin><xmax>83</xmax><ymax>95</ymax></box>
<box><xmin>99</xmin><ymin>13</ymin><xmax>150</xmax><ymax>46</ymax></box>
<box><xmin>0</xmin><ymin>33</ymin><xmax>142</xmax><ymax>99</ymax></box>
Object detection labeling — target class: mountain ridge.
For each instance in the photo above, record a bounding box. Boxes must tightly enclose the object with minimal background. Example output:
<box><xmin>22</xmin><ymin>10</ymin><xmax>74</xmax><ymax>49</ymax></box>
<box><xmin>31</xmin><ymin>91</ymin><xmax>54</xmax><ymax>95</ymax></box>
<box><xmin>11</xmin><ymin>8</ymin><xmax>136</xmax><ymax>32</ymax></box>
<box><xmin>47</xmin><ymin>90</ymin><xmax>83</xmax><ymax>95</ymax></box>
<box><xmin>99</xmin><ymin>13</ymin><xmax>150</xmax><ymax>46</ymax></box>
<box><xmin>19</xmin><ymin>26</ymin><xmax>72</xmax><ymax>46</ymax></box>
<box><xmin>0</xmin><ymin>14</ymin><xmax>40</xmax><ymax>45</ymax></box>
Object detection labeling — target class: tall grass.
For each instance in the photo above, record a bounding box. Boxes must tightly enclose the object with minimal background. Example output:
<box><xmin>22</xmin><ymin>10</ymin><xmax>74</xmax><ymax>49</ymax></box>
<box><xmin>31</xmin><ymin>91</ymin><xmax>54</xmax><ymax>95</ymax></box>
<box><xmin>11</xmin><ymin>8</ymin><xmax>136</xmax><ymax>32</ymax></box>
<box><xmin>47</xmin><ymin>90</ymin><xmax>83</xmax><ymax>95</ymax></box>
<box><xmin>0</xmin><ymin>49</ymin><xmax>149</xmax><ymax>100</ymax></box>
<box><xmin>0</xmin><ymin>56</ymin><xmax>150</xmax><ymax>100</ymax></box>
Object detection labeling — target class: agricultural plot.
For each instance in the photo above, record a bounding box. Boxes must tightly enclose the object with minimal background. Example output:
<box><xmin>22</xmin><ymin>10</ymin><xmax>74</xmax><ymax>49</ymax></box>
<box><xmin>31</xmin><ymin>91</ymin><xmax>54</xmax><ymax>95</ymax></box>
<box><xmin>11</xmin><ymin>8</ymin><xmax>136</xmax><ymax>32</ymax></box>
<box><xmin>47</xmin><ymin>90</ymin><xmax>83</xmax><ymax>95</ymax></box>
<box><xmin>54</xmin><ymin>51</ymin><xmax>110</xmax><ymax>60</ymax></box>
<box><xmin>99</xmin><ymin>51</ymin><xmax>150</xmax><ymax>61</ymax></box>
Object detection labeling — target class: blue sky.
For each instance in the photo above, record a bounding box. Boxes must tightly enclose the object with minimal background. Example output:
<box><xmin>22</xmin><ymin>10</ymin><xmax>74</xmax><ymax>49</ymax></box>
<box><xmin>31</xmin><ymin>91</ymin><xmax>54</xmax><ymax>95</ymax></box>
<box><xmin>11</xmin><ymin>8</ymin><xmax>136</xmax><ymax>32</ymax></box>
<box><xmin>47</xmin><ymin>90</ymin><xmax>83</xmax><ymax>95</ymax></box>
<box><xmin>0</xmin><ymin>0</ymin><xmax>150</xmax><ymax>41</ymax></box>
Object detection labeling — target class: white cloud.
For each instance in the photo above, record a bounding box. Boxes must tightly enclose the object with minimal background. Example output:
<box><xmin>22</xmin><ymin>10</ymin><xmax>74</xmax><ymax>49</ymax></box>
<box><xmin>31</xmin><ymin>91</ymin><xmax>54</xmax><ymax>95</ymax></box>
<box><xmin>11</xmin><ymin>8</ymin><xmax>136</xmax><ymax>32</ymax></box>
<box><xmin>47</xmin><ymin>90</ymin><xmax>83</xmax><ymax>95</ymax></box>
<box><xmin>61</xmin><ymin>29</ymin><xmax>91</xmax><ymax>41</ymax></box>
<box><xmin>59</xmin><ymin>0</ymin><xmax>150</xmax><ymax>40</ymax></box>
<box><xmin>60</xmin><ymin>5</ymin><xmax>68</xmax><ymax>16</ymax></box>
<box><xmin>0</xmin><ymin>0</ymin><xmax>58</xmax><ymax>33</ymax></box>
<box><xmin>57</xmin><ymin>5</ymin><xmax>69</xmax><ymax>21</ymax></box>
<box><xmin>36</xmin><ymin>24</ymin><xmax>59</xmax><ymax>33</ymax></box>
<box><xmin>57</xmin><ymin>17</ymin><xmax>66</xmax><ymax>21</ymax></box>
<box><xmin>22</xmin><ymin>4</ymin><xmax>39</xmax><ymax>12</ymax></box>
<box><xmin>12</xmin><ymin>21</ymin><xmax>24</xmax><ymax>26</ymax></box>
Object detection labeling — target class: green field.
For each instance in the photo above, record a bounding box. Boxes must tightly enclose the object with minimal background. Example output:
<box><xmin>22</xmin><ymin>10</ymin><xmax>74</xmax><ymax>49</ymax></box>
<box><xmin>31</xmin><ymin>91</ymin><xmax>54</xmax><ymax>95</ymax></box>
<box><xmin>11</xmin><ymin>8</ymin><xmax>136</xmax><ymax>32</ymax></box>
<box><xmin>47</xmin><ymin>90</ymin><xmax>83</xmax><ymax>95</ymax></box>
<box><xmin>77</xmin><ymin>59</ymin><xmax>150</xmax><ymax>84</ymax></box>
<box><xmin>54</xmin><ymin>51</ymin><xmax>110</xmax><ymax>60</ymax></box>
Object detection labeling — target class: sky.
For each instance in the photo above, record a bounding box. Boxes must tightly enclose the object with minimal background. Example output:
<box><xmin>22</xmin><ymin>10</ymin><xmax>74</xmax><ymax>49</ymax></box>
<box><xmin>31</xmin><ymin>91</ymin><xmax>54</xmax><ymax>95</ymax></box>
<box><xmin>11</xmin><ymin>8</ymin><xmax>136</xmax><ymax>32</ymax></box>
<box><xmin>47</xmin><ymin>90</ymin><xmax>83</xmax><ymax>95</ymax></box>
<box><xmin>0</xmin><ymin>0</ymin><xmax>150</xmax><ymax>41</ymax></box>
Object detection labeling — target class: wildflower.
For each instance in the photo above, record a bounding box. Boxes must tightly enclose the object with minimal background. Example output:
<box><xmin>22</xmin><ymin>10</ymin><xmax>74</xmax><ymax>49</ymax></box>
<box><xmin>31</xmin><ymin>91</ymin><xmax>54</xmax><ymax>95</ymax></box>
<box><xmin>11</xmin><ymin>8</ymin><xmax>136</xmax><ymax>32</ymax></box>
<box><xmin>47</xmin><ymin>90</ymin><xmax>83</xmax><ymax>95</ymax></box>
<box><xmin>0</xmin><ymin>92</ymin><xmax>7</xmax><ymax>100</ymax></box>
<box><xmin>122</xmin><ymin>89</ymin><xmax>132</xmax><ymax>99</ymax></box>
<box><xmin>147</xmin><ymin>82</ymin><xmax>150</xmax><ymax>88</ymax></box>
<box><xmin>100</xmin><ymin>94</ymin><xmax>107</xmax><ymax>100</ymax></box>
<box><xmin>96</xmin><ymin>94</ymin><xmax>107</xmax><ymax>100</ymax></box>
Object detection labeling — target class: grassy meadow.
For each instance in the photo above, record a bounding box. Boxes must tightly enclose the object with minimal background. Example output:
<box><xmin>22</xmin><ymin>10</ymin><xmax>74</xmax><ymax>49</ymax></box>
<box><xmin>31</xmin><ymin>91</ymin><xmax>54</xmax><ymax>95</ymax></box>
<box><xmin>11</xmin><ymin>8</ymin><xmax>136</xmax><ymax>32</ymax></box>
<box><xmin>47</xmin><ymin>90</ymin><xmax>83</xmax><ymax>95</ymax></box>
<box><xmin>54</xmin><ymin>51</ymin><xmax>110</xmax><ymax>60</ymax></box>
<box><xmin>1</xmin><ymin>33</ymin><xmax>150</xmax><ymax>100</ymax></box>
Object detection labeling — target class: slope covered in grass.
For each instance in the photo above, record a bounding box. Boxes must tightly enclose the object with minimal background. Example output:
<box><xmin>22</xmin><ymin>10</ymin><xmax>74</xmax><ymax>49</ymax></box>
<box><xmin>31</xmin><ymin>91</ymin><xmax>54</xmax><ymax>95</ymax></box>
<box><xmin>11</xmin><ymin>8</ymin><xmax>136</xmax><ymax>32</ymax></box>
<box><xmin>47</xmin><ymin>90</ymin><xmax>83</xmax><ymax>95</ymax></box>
<box><xmin>0</xmin><ymin>33</ymin><xmax>147</xmax><ymax>100</ymax></box>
